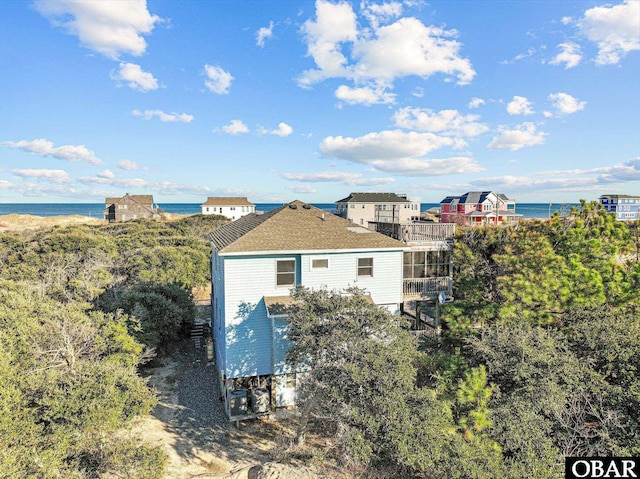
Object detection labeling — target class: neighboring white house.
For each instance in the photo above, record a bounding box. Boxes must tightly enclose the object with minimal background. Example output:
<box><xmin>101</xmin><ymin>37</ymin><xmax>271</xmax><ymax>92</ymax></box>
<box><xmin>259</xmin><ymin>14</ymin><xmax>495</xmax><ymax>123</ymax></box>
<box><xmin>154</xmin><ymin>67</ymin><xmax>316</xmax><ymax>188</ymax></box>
<box><xmin>335</xmin><ymin>192</ymin><xmax>421</xmax><ymax>228</ymax></box>
<box><xmin>201</xmin><ymin>197</ymin><xmax>255</xmax><ymax>220</ymax></box>
<box><xmin>207</xmin><ymin>200</ymin><xmax>407</xmax><ymax>419</ymax></box>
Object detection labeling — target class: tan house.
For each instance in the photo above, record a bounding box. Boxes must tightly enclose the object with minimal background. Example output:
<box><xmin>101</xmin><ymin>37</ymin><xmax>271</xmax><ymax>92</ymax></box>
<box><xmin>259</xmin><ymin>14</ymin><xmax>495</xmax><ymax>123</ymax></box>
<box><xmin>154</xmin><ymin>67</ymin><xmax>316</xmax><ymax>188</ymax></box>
<box><xmin>104</xmin><ymin>194</ymin><xmax>160</xmax><ymax>222</ymax></box>
<box><xmin>335</xmin><ymin>192</ymin><xmax>421</xmax><ymax>228</ymax></box>
<box><xmin>201</xmin><ymin>197</ymin><xmax>255</xmax><ymax>220</ymax></box>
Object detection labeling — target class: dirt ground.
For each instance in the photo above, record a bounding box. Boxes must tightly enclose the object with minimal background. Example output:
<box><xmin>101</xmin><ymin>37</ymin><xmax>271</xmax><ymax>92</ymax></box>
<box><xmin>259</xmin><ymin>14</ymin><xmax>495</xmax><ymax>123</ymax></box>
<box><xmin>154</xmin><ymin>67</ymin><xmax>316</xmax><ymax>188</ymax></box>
<box><xmin>129</xmin><ymin>339</ymin><xmax>322</xmax><ymax>479</ymax></box>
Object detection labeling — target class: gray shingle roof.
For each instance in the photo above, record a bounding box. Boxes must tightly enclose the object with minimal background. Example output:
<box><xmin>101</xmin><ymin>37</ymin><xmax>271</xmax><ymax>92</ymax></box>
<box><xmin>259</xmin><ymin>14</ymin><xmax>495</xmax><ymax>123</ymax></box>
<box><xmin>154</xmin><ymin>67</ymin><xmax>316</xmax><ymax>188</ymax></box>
<box><xmin>208</xmin><ymin>200</ymin><xmax>406</xmax><ymax>254</ymax></box>
<box><xmin>105</xmin><ymin>194</ymin><xmax>154</xmax><ymax>206</ymax></box>
<box><xmin>201</xmin><ymin>196</ymin><xmax>254</xmax><ymax>206</ymax></box>
<box><xmin>336</xmin><ymin>192</ymin><xmax>411</xmax><ymax>204</ymax></box>
<box><xmin>440</xmin><ymin>191</ymin><xmax>513</xmax><ymax>204</ymax></box>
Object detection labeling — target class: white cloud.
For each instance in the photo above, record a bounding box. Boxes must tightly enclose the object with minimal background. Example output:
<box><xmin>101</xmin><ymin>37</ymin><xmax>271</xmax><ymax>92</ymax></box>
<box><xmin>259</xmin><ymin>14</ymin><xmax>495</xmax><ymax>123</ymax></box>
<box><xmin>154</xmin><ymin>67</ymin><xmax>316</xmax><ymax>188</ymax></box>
<box><xmin>4</xmin><ymin>138</ymin><xmax>102</xmax><ymax>165</ymax></box>
<box><xmin>320</xmin><ymin>130</ymin><xmax>455</xmax><ymax>161</ymax></box>
<box><xmin>393</xmin><ymin>107</ymin><xmax>489</xmax><ymax>137</ymax></box>
<box><xmin>286</xmin><ymin>184</ymin><xmax>317</xmax><ymax>194</ymax></box>
<box><xmin>299</xmin><ymin>0</ymin><xmax>358</xmax><ymax>86</ymax></box>
<box><xmin>298</xmin><ymin>1</ymin><xmax>475</xmax><ymax>96</ymax></box>
<box><xmin>221</xmin><ymin>120</ymin><xmax>249</xmax><ymax>135</ymax></box>
<box><xmin>117</xmin><ymin>159</ymin><xmax>145</xmax><ymax>170</ymax></box>
<box><xmin>77</xmin><ymin>175</ymin><xmax>216</xmax><ymax>197</ymax></box>
<box><xmin>132</xmin><ymin>109</ymin><xmax>193</xmax><ymax>123</ymax></box>
<box><xmin>550</xmin><ymin>42</ymin><xmax>582</xmax><ymax>69</ymax></box>
<box><xmin>11</xmin><ymin>168</ymin><xmax>72</xmax><ymax>184</ymax></box>
<box><xmin>318</xmin><ymin>129</ymin><xmax>484</xmax><ymax>176</ymax></box>
<box><xmin>33</xmin><ymin>0</ymin><xmax>161</xmax><ymax>60</ymax></box>
<box><xmin>470</xmin><ymin>157</ymin><xmax>640</xmax><ymax>192</ymax></box>
<box><xmin>351</xmin><ymin>17</ymin><xmax>475</xmax><ymax>85</ymax></box>
<box><xmin>112</xmin><ymin>63</ymin><xmax>159</xmax><ymax>91</ymax></box>
<box><xmin>594</xmin><ymin>157</ymin><xmax>640</xmax><ymax>182</ymax></box>
<box><xmin>366</xmin><ymin>156</ymin><xmax>484</xmax><ymax>176</ymax></box>
<box><xmin>362</xmin><ymin>1</ymin><xmax>403</xmax><ymax>29</ymax></box>
<box><xmin>335</xmin><ymin>84</ymin><xmax>396</xmax><ymax>105</ymax></box>
<box><xmin>256</xmin><ymin>21</ymin><xmax>274</xmax><ymax>47</ymax></box>
<box><xmin>97</xmin><ymin>169</ymin><xmax>115</xmax><ymax>179</ymax></box>
<box><xmin>547</xmin><ymin>92</ymin><xmax>586</xmax><ymax>116</ymax></box>
<box><xmin>487</xmin><ymin>123</ymin><xmax>547</xmax><ymax>151</ymax></box>
<box><xmin>204</xmin><ymin>64</ymin><xmax>234</xmax><ymax>94</ymax></box>
<box><xmin>577</xmin><ymin>0</ymin><xmax>640</xmax><ymax>65</ymax></box>
<box><xmin>269</xmin><ymin>122</ymin><xmax>294</xmax><ymax>137</ymax></box>
<box><xmin>506</xmin><ymin>96</ymin><xmax>534</xmax><ymax>115</ymax></box>
<box><xmin>468</xmin><ymin>97</ymin><xmax>485</xmax><ymax>109</ymax></box>
<box><xmin>78</xmin><ymin>175</ymin><xmax>150</xmax><ymax>188</ymax></box>
<box><xmin>281</xmin><ymin>170</ymin><xmax>395</xmax><ymax>185</ymax></box>
<box><xmin>501</xmin><ymin>47</ymin><xmax>537</xmax><ymax>65</ymax></box>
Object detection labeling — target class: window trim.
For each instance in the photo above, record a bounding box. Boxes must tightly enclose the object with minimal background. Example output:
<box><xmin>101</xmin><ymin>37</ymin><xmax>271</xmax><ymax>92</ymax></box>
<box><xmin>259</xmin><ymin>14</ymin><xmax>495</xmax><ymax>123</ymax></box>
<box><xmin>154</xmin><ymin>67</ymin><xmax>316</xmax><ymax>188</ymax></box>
<box><xmin>357</xmin><ymin>257</ymin><xmax>374</xmax><ymax>278</ymax></box>
<box><xmin>276</xmin><ymin>258</ymin><xmax>296</xmax><ymax>287</ymax></box>
<box><xmin>311</xmin><ymin>257</ymin><xmax>329</xmax><ymax>270</ymax></box>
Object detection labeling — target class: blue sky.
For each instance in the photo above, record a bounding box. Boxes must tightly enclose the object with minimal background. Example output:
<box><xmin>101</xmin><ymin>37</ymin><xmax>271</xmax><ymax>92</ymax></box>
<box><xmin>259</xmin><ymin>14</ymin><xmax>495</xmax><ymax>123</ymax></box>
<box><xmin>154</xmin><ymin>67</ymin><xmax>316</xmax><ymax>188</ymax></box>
<box><xmin>1</xmin><ymin>0</ymin><xmax>638</xmax><ymax>204</ymax></box>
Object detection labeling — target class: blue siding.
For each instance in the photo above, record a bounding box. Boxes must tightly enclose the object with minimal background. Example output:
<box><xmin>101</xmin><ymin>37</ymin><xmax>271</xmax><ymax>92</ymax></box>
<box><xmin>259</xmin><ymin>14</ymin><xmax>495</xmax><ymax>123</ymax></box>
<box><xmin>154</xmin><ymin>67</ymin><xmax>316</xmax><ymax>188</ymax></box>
<box><xmin>218</xmin><ymin>250</ymin><xmax>404</xmax><ymax>380</ymax></box>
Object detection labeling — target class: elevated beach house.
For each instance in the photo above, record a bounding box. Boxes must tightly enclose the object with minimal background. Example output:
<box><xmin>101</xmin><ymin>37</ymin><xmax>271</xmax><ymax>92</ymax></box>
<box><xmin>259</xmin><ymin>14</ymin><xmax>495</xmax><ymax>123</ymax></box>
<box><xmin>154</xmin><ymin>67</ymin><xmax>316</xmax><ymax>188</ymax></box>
<box><xmin>598</xmin><ymin>194</ymin><xmax>640</xmax><ymax>221</ymax></box>
<box><xmin>207</xmin><ymin>200</ymin><xmax>407</xmax><ymax>419</ymax></box>
<box><xmin>201</xmin><ymin>196</ymin><xmax>255</xmax><ymax>220</ymax></box>
<box><xmin>440</xmin><ymin>191</ymin><xmax>521</xmax><ymax>225</ymax></box>
<box><xmin>336</xmin><ymin>192</ymin><xmax>421</xmax><ymax>228</ymax></box>
<box><xmin>104</xmin><ymin>193</ymin><xmax>160</xmax><ymax>222</ymax></box>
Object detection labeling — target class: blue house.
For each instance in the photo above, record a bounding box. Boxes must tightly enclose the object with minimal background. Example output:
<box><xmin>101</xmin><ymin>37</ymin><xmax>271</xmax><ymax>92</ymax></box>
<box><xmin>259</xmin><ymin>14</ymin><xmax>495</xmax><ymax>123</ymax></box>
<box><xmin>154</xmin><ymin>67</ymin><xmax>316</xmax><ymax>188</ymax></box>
<box><xmin>599</xmin><ymin>194</ymin><xmax>640</xmax><ymax>221</ymax></box>
<box><xmin>207</xmin><ymin>200</ymin><xmax>407</xmax><ymax>419</ymax></box>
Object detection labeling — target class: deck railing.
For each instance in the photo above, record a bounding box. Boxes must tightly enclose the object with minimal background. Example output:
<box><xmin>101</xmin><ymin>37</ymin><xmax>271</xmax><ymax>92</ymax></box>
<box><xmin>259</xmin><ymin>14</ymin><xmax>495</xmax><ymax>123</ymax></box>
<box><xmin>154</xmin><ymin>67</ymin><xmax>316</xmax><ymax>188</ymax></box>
<box><xmin>374</xmin><ymin>222</ymin><xmax>455</xmax><ymax>243</ymax></box>
<box><xmin>403</xmin><ymin>277</ymin><xmax>452</xmax><ymax>298</ymax></box>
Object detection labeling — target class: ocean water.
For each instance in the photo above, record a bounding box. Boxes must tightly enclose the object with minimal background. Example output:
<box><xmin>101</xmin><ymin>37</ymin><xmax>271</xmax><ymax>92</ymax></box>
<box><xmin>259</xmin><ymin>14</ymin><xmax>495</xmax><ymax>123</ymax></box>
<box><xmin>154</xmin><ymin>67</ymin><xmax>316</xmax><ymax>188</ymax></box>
<box><xmin>0</xmin><ymin>202</ymin><xmax>579</xmax><ymax>219</ymax></box>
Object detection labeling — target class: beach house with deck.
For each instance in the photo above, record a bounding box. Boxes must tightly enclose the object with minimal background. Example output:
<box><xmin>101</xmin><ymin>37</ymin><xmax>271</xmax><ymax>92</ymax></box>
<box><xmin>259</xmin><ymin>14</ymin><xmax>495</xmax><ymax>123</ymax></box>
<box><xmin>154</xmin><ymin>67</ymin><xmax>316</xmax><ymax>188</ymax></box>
<box><xmin>207</xmin><ymin>200</ymin><xmax>407</xmax><ymax>419</ymax></box>
<box><xmin>440</xmin><ymin>191</ymin><xmax>521</xmax><ymax>225</ymax></box>
<box><xmin>336</xmin><ymin>192</ymin><xmax>421</xmax><ymax>228</ymax></box>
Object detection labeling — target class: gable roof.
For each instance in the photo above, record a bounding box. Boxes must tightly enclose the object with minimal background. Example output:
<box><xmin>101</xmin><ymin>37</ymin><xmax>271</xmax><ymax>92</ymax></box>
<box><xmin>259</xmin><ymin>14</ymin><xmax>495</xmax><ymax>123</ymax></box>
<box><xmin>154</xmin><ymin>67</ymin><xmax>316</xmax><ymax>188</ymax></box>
<box><xmin>336</xmin><ymin>192</ymin><xmax>411</xmax><ymax>204</ymax></box>
<box><xmin>208</xmin><ymin>200</ymin><xmax>406</xmax><ymax>254</ymax></box>
<box><xmin>201</xmin><ymin>196</ymin><xmax>254</xmax><ymax>206</ymax></box>
<box><xmin>105</xmin><ymin>194</ymin><xmax>154</xmax><ymax>207</ymax></box>
<box><xmin>440</xmin><ymin>191</ymin><xmax>512</xmax><ymax>204</ymax></box>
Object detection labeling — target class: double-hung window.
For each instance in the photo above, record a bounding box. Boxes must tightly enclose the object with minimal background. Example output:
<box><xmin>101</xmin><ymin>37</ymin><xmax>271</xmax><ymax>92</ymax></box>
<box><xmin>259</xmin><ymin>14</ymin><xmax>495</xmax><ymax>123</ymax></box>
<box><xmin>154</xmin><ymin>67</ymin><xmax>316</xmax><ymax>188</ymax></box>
<box><xmin>357</xmin><ymin>257</ymin><xmax>373</xmax><ymax>277</ymax></box>
<box><xmin>276</xmin><ymin>259</ymin><xmax>296</xmax><ymax>287</ymax></box>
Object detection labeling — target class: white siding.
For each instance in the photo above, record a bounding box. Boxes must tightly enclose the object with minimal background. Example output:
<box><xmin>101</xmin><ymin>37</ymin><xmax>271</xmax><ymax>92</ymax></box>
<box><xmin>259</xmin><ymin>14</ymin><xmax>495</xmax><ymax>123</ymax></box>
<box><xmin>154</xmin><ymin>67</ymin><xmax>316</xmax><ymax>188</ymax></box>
<box><xmin>202</xmin><ymin>205</ymin><xmax>255</xmax><ymax>220</ymax></box>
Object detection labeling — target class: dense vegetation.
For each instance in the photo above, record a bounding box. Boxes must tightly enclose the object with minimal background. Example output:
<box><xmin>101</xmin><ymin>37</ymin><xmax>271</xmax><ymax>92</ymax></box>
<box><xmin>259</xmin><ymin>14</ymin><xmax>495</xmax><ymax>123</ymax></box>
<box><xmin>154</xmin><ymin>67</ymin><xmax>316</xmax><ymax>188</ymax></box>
<box><xmin>0</xmin><ymin>214</ymin><xmax>227</xmax><ymax>478</ymax></box>
<box><xmin>286</xmin><ymin>201</ymin><xmax>640</xmax><ymax>478</ymax></box>
<box><xmin>2</xmin><ymin>203</ymin><xmax>638</xmax><ymax>478</ymax></box>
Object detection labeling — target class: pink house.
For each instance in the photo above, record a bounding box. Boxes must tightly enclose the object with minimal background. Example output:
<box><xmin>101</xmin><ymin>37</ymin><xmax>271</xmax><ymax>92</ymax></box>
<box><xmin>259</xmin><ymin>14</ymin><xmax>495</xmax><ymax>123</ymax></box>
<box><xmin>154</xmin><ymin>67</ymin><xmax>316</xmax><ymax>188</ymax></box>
<box><xmin>440</xmin><ymin>191</ymin><xmax>521</xmax><ymax>225</ymax></box>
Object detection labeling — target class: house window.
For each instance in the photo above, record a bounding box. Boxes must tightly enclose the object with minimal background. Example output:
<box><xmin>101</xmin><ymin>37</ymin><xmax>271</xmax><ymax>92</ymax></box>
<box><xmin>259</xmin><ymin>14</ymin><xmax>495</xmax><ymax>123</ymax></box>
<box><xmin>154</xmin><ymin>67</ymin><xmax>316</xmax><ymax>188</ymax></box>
<box><xmin>357</xmin><ymin>257</ymin><xmax>373</xmax><ymax>277</ymax></box>
<box><xmin>311</xmin><ymin>258</ymin><xmax>329</xmax><ymax>269</ymax></box>
<box><xmin>285</xmin><ymin>373</ymin><xmax>296</xmax><ymax>388</ymax></box>
<box><xmin>276</xmin><ymin>259</ymin><xmax>296</xmax><ymax>287</ymax></box>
